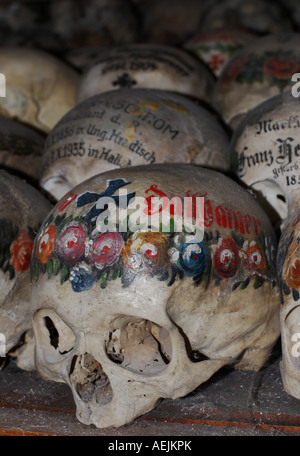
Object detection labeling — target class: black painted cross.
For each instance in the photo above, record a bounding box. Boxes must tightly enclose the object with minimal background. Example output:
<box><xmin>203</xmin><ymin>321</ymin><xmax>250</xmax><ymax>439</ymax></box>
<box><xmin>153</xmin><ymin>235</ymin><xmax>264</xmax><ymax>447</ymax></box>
<box><xmin>112</xmin><ymin>72</ymin><xmax>137</xmax><ymax>88</ymax></box>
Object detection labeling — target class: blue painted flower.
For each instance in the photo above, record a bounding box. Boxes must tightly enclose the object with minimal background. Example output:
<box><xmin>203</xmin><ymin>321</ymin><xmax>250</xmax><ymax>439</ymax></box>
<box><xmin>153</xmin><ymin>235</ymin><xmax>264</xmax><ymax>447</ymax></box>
<box><xmin>70</xmin><ymin>266</ymin><xmax>95</xmax><ymax>292</ymax></box>
<box><xmin>171</xmin><ymin>238</ymin><xmax>208</xmax><ymax>277</ymax></box>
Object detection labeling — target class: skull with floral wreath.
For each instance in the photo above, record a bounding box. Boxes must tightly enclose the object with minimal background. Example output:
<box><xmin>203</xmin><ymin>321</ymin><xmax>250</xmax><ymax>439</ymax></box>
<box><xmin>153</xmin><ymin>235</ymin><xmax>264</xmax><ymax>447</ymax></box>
<box><xmin>30</xmin><ymin>164</ymin><xmax>280</xmax><ymax>428</ymax></box>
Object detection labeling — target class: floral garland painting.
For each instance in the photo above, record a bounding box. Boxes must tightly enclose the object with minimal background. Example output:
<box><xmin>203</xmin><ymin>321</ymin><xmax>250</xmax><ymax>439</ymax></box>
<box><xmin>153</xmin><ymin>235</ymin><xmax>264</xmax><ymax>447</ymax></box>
<box><xmin>0</xmin><ymin>218</ymin><xmax>36</xmax><ymax>280</ymax></box>
<box><xmin>277</xmin><ymin>214</ymin><xmax>300</xmax><ymax>303</ymax></box>
<box><xmin>30</xmin><ymin>180</ymin><xmax>277</xmax><ymax>294</ymax></box>
<box><xmin>221</xmin><ymin>49</ymin><xmax>300</xmax><ymax>92</ymax></box>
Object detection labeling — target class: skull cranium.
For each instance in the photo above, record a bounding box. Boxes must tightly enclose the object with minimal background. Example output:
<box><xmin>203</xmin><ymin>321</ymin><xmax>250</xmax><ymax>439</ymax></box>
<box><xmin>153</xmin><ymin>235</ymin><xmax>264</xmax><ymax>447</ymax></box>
<box><xmin>228</xmin><ymin>91</ymin><xmax>300</xmax><ymax>400</ymax></box>
<box><xmin>0</xmin><ymin>170</ymin><xmax>52</xmax><ymax>370</ymax></box>
<box><xmin>30</xmin><ymin>163</ymin><xmax>280</xmax><ymax>428</ymax></box>
<box><xmin>40</xmin><ymin>88</ymin><xmax>230</xmax><ymax>202</ymax></box>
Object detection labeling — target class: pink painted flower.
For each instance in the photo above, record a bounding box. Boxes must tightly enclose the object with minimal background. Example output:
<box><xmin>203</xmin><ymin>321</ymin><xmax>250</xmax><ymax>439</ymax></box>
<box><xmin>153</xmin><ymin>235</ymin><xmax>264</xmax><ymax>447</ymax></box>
<box><xmin>56</xmin><ymin>222</ymin><xmax>87</xmax><ymax>264</ymax></box>
<box><xmin>86</xmin><ymin>232</ymin><xmax>124</xmax><ymax>270</ymax></box>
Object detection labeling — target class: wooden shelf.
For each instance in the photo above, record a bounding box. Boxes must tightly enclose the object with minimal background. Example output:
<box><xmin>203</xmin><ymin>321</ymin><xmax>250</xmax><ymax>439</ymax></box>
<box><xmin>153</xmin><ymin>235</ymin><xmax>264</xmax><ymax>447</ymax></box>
<box><xmin>0</xmin><ymin>343</ymin><xmax>299</xmax><ymax>436</ymax></box>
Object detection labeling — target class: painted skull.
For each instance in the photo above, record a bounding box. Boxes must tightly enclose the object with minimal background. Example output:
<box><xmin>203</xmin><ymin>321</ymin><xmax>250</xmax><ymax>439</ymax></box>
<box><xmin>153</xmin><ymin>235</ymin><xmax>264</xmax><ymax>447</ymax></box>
<box><xmin>0</xmin><ymin>47</ymin><xmax>79</xmax><ymax>134</ymax></box>
<box><xmin>40</xmin><ymin>88</ymin><xmax>229</xmax><ymax>201</ymax></box>
<box><xmin>184</xmin><ymin>28</ymin><xmax>258</xmax><ymax>77</ymax></box>
<box><xmin>213</xmin><ymin>32</ymin><xmax>300</xmax><ymax>129</ymax></box>
<box><xmin>228</xmin><ymin>91</ymin><xmax>300</xmax><ymax>401</ymax></box>
<box><xmin>0</xmin><ymin>170</ymin><xmax>52</xmax><ymax>370</ymax></box>
<box><xmin>30</xmin><ymin>164</ymin><xmax>280</xmax><ymax>428</ymax></box>
<box><xmin>76</xmin><ymin>44</ymin><xmax>215</xmax><ymax>104</ymax></box>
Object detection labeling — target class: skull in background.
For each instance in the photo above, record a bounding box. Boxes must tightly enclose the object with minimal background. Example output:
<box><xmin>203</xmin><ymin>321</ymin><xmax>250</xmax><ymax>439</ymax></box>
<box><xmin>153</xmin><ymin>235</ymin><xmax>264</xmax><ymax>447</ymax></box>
<box><xmin>228</xmin><ymin>91</ymin><xmax>300</xmax><ymax>400</ymax></box>
<box><xmin>0</xmin><ymin>170</ymin><xmax>52</xmax><ymax>370</ymax></box>
<box><xmin>30</xmin><ymin>164</ymin><xmax>280</xmax><ymax>428</ymax></box>
<box><xmin>40</xmin><ymin>88</ymin><xmax>229</xmax><ymax>201</ymax></box>
<box><xmin>184</xmin><ymin>28</ymin><xmax>258</xmax><ymax>77</ymax></box>
<box><xmin>136</xmin><ymin>0</ymin><xmax>208</xmax><ymax>46</ymax></box>
<box><xmin>200</xmin><ymin>0</ymin><xmax>292</xmax><ymax>35</ymax></box>
<box><xmin>76</xmin><ymin>44</ymin><xmax>215</xmax><ymax>104</ymax></box>
<box><xmin>50</xmin><ymin>0</ymin><xmax>139</xmax><ymax>50</ymax></box>
<box><xmin>213</xmin><ymin>33</ymin><xmax>300</xmax><ymax>129</ymax></box>
<box><xmin>0</xmin><ymin>116</ymin><xmax>45</xmax><ymax>182</ymax></box>
<box><xmin>0</xmin><ymin>47</ymin><xmax>79</xmax><ymax>134</ymax></box>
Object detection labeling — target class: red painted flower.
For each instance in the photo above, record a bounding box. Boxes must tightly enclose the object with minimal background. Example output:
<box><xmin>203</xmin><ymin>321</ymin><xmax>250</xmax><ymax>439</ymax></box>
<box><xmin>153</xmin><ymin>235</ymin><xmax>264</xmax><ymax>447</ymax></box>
<box><xmin>221</xmin><ymin>53</ymin><xmax>248</xmax><ymax>84</ymax></box>
<box><xmin>36</xmin><ymin>224</ymin><xmax>56</xmax><ymax>264</ymax></box>
<box><xmin>86</xmin><ymin>232</ymin><xmax>124</xmax><ymax>270</ymax></box>
<box><xmin>213</xmin><ymin>237</ymin><xmax>240</xmax><ymax>278</ymax></box>
<box><xmin>262</xmin><ymin>57</ymin><xmax>299</xmax><ymax>80</ymax></box>
<box><xmin>56</xmin><ymin>222</ymin><xmax>87</xmax><ymax>264</ymax></box>
<box><xmin>242</xmin><ymin>240</ymin><xmax>267</xmax><ymax>276</ymax></box>
<box><xmin>10</xmin><ymin>228</ymin><xmax>34</xmax><ymax>272</ymax></box>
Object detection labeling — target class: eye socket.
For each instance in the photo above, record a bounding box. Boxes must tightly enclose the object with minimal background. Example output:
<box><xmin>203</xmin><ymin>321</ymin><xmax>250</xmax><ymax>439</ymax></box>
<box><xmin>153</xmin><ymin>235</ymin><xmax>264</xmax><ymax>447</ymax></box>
<box><xmin>33</xmin><ymin>309</ymin><xmax>76</xmax><ymax>364</ymax></box>
<box><xmin>41</xmin><ymin>175</ymin><xmax>74</xmax><ymax>201</ymax></box>
<box><xmin>105</xmin><ymin>317</ymin><xmax>172</xmax><ymax>375</ymax></box>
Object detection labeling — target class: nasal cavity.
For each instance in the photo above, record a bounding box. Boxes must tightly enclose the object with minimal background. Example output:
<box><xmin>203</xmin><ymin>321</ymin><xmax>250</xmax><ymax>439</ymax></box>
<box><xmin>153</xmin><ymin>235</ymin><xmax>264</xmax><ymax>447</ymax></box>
<box><xmin>69</xmin><ymin>353</ymin><xmax>113</xmax><ymax>405</ymax></box>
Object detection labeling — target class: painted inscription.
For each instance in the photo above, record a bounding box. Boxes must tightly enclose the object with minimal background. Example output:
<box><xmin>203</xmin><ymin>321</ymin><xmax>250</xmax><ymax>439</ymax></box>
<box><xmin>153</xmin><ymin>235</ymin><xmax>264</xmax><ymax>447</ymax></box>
<box><xmin>43</xmin><ymin>97</ymin><xmax>184</xmax><ymax>172</ymax></box>
<box><xmin>233</xmin><ymin>112</ymin><xmax>300</xmax><ymax>190</ymax></box>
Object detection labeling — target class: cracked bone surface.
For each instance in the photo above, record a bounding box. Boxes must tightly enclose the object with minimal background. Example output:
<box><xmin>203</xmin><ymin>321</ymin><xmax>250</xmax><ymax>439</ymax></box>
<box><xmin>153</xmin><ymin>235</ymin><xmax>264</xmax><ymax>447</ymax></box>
<box><xmin>0</xmin><ymin>47</ymin><xmax>79</xmax><ymax>134</ymax></box>
<box><xmin>76</xmin><ymin>43</ymin><xmax>215</xmax><ymax>104</ymax></box>
<box><xmin>30</xmin><ymin>163</ymin><xmax>280</xmax><ymax>428</ymax></box>
<box><xmin>0</xmin><ymin>170</ymin><xmax>52</xmax><ymax>370</ymax></box>
<box><xmin>213</xmin><ymin>32</ymin><xmax>300</xmax><ymax>129</ymax></box>
<box><xmin>228</xmin><ymin>91</ymin><xmax>300</xmax><ymax>400</ymax></box>
<box><xmin>40</xmin><ymin>88</ymin><xmax>229</xmax><ymax>201</ymax></box>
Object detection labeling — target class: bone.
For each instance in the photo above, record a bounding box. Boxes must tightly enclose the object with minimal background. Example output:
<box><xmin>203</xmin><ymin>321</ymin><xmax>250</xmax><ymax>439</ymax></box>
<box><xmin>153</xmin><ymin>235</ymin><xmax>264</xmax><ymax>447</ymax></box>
<box><xmin>30</xmin><ymin>163</ymin><xmax>280</xmax><ymax>428</ymax></box>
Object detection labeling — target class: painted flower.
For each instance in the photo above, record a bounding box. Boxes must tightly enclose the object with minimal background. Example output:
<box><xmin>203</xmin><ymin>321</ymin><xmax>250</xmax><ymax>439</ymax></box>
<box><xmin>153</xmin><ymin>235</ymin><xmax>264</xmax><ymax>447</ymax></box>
<box><xmin>70</xmin><ymin>265</ymin><xmax>95</xmax><ymax>292</ymax></box>
<box><xmin>36</xmin><ymin>224</ymin><xmax>56</xmax><ymax>264</ymax></box>
<box><xmin>242</xmin><ymin>240</ymin><xmax>267</xmax><ymax>276</ymax></box>
<box><xmin>56</xmin><ymin>222</ymin><xmax>87</xmax><ymax>264</ymax></box>
<box><xmin>122</xmin><ymin>231</ymin><xmax>169</xmax><ymax>274</ymax></box>
<box><xmin>10</xmin><ymin>228</ymin><xmax>34</xmax><ymax>272</ymax></box>
<box><xmin>171</xmin><ymin>235</ymin><xmax>207</xmax><ymax>277</ymax></box>
<box><xmin>213</xmin><ymin>237</ymin><xmax>240</xmax><ymax>279</ymax></box>
<box><xmin>262</xmin><ymin>57</ymin><xmax>299</xmax><ymax>80</ymax></box>
<box><xmin>222</xmin><ymin>53</ymin><xmax>248</xmax><ymax>84</ymax></box>
<box><xmin>282</xmin><ymin>237</ymin><xmax>300</xmax><ymax>290</ymax></box>
<box><xmin>86</xmin><ymin>231</ymin><xmax>124</xmax><ymax>270</ymax></box>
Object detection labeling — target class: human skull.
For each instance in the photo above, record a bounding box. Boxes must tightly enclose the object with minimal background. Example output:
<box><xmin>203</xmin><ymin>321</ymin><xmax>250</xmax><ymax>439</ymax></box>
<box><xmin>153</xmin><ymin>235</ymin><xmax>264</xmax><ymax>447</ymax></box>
<box><xmin>30</xmin><ymin>163</ymin><xmax>280</xmax><ymax>428</ymax></box>
<box><xmin>138</xmin><ymin>0</ymin><xmax>207</xmax><ymax>45</ymax></box>
<box><xmin>200</xmin><ymin>0</ymin><xmax>293</xmax><ymax>35</ymax></box>
<box><xmin>76</xmin><ymin>44</ymin><xmax>215</xmax><ymax>104</ymax></box>
<box><xmin>0</xmin><ymin>170</ymin><xmax>52</xmax><ymax>370</ymax></box>
<box><xmin>184</xmin><ymin>28</ymin><xmax>258</xmax><ymax>77</ymax></box>
<box><xmin>0</xmin><ymin>116</ymin><xmax>45</xmax><ymax>181</ymax></box>
<box><xmin>40</xmin><ymin>88</ymin><xmax>229</xmax><ymax>201</ymax></box>
<box><xmin>50</xmin><ymin>0</ymin><xmax>139</xmax><ymax>49</ymax></box>
<box><xmin>213</xmin><ymin>33</ymin><xmax>300</xmax><ymax>129</ymax></box>
<box><xmin>0</xmin><ymin>47</ymin><xmax>80</xmax><ymax>134</ymax></box>
<box><xmin>228</xmin><ymin>91</ymin><xmax>300</xmax><ymax>400</ymax></box>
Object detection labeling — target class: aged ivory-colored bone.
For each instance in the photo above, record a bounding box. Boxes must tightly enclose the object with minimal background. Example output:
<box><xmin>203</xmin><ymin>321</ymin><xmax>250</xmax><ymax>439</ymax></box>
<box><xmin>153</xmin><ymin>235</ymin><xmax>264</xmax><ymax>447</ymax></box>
<box><xmin>0</xmin><ymin>170</ymin><xmax>52</xmax><ymax>370</ymax></box>
<box><xmin>40</xmin><ymin>88</ymin><xmax>229</xmax><ymax>201</ymax></box>
<box><xmin>30</xmin><ymin>163</ymin><xmax>280</xmax><ymax>428</ymax></box>
<box><xmin>228</xmin><ymin>91</ymin><xmax>300</xmax><ymax>400</ymax></box>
